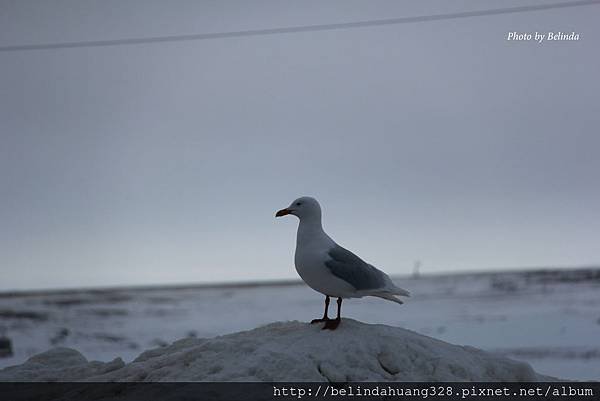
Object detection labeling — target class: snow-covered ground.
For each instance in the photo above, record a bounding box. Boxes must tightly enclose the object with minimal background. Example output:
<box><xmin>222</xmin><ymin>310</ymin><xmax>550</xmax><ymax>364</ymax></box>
<box><xmin>0</xmin><ymin>320</ymin><xmax>548</xmax><ymax>382</ymax></box>
<box><xmin>0</xmin><ymin>268</ymin><xmax>598</xmax><ymax>380</ymax></box>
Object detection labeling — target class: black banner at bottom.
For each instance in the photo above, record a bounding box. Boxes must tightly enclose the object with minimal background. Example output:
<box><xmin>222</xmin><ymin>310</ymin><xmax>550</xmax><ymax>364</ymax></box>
<box><xmin>0</xmin><ymin>382</ymin><xmax>597</xmax><ymax>401</ymax></box>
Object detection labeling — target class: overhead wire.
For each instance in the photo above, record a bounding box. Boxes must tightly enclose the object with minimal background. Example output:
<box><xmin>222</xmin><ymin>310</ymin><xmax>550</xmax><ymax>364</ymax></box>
<box><xmin>1</xmin><ymin>0</ymin><xmax>597</xmax><ymax>52</ymax></box>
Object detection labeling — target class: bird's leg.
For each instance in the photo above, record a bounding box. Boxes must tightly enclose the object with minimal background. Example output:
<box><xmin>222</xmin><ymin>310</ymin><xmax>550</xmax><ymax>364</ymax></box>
<box><xmin>323</xmin><ymin>298</ymin><xmax>342</xmax><ymax>330</ymax></box>
<box><xmin>311</xmin><ymin>296</ymin><xmax>331</xmax><ymax>324</ymax></box>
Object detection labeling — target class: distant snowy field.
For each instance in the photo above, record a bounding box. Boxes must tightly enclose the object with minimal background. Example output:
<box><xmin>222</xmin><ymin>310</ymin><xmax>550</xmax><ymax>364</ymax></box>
<box><xmin>0</xmin><ymin>269</ymin><xmax>599</xmax><ymax>381</ymax></box>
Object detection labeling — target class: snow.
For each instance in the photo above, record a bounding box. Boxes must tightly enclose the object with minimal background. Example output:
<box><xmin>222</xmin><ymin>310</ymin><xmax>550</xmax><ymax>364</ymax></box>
<box><xmin>0</xmin><ymin>347</ymin><xmax>124</xmax><ymax>381</ymax></box>
<box><xmin>0</xmin><ymin>319</ymin><xmax>550</xmax><ymax>382</ymax></box>
<box><xmin>0</xmin><ymin>269</ymin><xmax>598</xmax><ymax>380</ymax></box>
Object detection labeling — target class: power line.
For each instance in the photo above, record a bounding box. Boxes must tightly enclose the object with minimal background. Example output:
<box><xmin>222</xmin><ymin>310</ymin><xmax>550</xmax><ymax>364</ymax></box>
<box><xmin>1</xmin><ymin>0</ymin><xmax>598</xmax><ymax>52</ymax></box>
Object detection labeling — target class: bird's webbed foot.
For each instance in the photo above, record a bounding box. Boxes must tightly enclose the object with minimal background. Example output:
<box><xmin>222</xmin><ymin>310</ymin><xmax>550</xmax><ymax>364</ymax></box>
<box><xmin>322</xmin><ymin>318</ymin><xmax>341</xmax><ymax>330</ymax></box>
<box><xmin>310</xmin><ymin>317</ymin><xmax>330</xmax><ymax>324</ymax></box>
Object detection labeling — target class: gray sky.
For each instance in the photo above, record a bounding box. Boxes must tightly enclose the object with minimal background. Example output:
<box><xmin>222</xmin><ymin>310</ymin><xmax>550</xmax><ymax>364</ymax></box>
<box><xmin>1</xmin><ymin>0</ymin><xmax>599</xmax><ymax>291</ymax></box>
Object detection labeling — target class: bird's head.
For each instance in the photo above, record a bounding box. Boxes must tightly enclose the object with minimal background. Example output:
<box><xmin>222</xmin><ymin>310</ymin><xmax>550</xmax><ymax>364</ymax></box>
<box><xmin>275</xmin><ymin>196</ymin><xmax>321</xmax><ymax>220</ymax></box>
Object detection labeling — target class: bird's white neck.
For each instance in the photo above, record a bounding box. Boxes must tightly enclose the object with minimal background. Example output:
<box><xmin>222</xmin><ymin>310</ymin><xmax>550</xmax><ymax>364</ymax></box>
<box><xmin>296</xmin><ymin>215</ymin><xmax>328</xmax><ymax>248</ymax></box>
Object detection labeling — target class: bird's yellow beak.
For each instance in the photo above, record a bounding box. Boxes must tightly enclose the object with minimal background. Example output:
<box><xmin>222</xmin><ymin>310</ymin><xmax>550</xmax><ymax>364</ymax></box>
<box><xmin>275</xmin><ymin>208</ymin><xmax>292</xmax><ymax>217</ymax></box>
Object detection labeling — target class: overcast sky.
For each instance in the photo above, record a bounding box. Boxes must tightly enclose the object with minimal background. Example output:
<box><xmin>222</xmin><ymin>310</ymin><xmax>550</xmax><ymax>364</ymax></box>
<box><xmin>1</xmin><ymin>0</ymin><xmax>599</xmax><ymax>291</ymax></box>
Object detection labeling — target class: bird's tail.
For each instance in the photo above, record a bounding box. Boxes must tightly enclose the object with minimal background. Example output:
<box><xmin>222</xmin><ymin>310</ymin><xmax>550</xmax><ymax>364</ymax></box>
<box><xmin>389</xmin><ymin>284</ymin><xmax>410</xmax><ymax>297</ymax></box>
<box><xmin>366</xmin><ymin>285</ymin><xmax>410</xmax><ymax>305</ymax></box>
<box><xmin>371</xmin><ymin>292</ymin><xmax>405</xmax><ymax>304</ymax></box>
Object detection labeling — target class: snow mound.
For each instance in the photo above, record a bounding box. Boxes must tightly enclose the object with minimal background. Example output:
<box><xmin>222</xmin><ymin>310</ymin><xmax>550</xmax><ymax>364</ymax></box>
<box><xmin>0</xmin><ymin>348</ymin><xmax>124</xmax><ymax>381</ymax></box>
<box><xmin>0</xmin><ymin>320</ymin><xmax>549</xmax><ymax>382</ymax></box>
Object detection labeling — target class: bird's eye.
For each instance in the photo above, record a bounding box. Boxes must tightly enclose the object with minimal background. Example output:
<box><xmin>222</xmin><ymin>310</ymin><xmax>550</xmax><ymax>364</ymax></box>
<box><xmin>296</xmin><ymin>202</ymin><xmax>302</xmax><ymax>206</ymax></box>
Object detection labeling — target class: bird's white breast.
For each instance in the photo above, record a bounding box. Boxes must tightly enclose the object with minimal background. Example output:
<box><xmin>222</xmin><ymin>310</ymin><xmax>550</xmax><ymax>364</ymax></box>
<box><xmin>294</xmin><ymin>230</ymin><xmax>355</xmax><ymax>297</ymax></box>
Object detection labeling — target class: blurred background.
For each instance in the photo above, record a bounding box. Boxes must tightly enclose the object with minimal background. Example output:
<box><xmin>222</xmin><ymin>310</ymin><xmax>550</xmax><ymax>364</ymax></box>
<box><xmin>1</xmin><ymin>0</ymin><xmax>599</xmax><ymax>380</ymax></box>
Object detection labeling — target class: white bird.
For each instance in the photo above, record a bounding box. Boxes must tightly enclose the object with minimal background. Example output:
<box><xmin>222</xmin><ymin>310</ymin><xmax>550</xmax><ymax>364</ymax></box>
<box><xmin>276</xmin><ymin>196</ymin><xmax>410</xmax><ymax>330</ymax></box>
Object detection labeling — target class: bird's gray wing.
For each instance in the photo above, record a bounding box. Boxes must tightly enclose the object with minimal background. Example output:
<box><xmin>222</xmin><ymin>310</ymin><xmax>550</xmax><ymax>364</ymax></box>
<box><xmin>324</xmin><ymin>245</ymin><xmax>387</xmax><ymax>290</ymax></box>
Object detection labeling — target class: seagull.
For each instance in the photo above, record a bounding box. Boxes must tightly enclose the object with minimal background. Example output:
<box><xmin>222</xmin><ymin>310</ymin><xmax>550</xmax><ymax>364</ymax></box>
<box><xmin>276</xmin><ymin>196</ymin><xmax>410</xmax><ymax>330</ymax></box>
